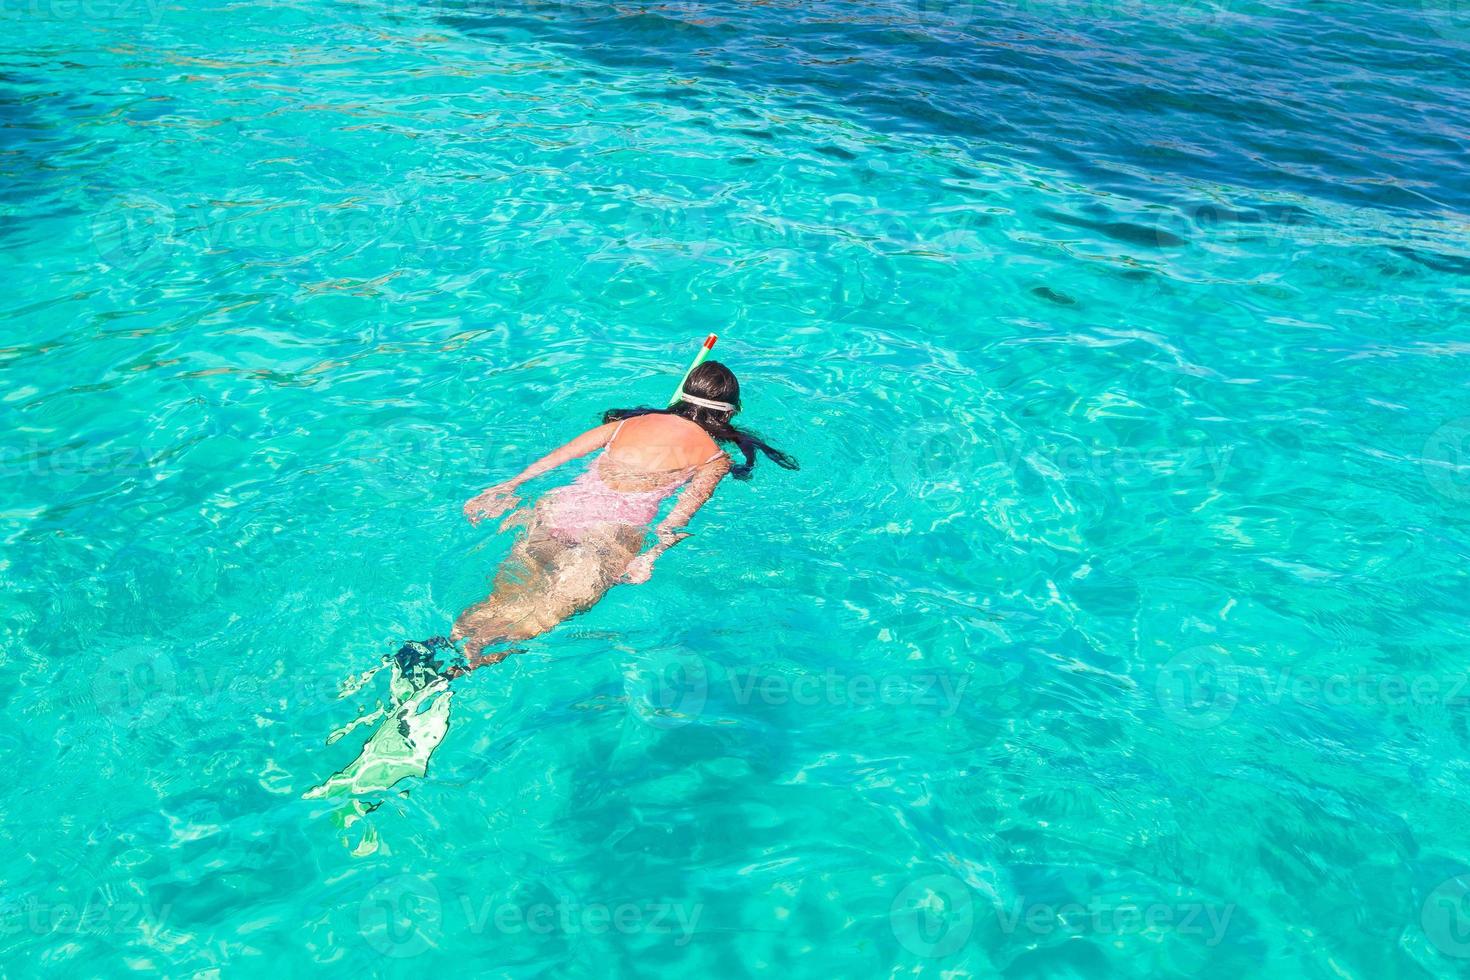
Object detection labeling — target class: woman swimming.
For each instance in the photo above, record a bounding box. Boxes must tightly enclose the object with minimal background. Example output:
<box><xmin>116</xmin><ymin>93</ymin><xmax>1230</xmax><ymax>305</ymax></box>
<box><xmin>446</xmin><ymin>359</ymin><xmax>797</xmax><ymax>672</ymax></box>
<box><xmin>309</xmin><ymin>359</ymin><xmax>796</xmax><ymax>798</ymax></box>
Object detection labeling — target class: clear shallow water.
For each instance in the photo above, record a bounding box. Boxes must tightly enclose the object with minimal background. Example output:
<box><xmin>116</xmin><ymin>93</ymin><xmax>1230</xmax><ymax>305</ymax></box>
<box><xmin>3</xmin><ymin>0</ymin><xmax>1470</xmax><ymax>973</ymax></box>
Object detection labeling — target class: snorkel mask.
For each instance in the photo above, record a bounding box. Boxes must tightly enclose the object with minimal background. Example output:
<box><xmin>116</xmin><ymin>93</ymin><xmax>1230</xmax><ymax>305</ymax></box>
<box><xmin>668</xmin><ymin>334</ymin><xmax>737</xmax><ymax>412</ymax></box>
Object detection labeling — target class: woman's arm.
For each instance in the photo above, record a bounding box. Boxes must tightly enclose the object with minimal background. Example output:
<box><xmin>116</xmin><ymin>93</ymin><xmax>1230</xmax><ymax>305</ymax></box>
<box><xmin>623</xmin><ymin>455</ymin><xmax>731</xmax><ymax>583</ymax></box>
<box><xmin>463</xmin><ymin>422</ymin><xmax>618</xmax><ymax>525</ymax></box>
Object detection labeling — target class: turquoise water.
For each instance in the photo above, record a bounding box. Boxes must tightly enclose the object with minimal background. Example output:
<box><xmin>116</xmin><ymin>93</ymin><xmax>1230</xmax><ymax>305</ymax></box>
<box><xmin>4</xmin><ymin>0</ymin><xmax>1470</xmax><ymax>973</ymax></box>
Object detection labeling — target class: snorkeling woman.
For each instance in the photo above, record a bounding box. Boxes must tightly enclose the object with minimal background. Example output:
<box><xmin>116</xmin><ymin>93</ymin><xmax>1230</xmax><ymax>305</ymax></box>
<box><xmin>441</xmin><ymin>359</ymin><xmax>798</xmax><ymax>674</ymax></box>
<box><xmin>308</xmin><ymin>356</ymin><xmax>797</xmax><ymax>799</ymax></box>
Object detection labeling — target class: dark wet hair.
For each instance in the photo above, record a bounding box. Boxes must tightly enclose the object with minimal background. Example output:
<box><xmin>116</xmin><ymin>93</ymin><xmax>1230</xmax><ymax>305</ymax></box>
<box><xmin>602</xmin><ymin>360</ymin><xmax>799</xmax><ymax>480</ymax></box>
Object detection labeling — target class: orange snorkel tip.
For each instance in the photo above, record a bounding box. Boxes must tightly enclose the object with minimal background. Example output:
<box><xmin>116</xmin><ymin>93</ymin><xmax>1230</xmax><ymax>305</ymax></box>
<box><xmin>668</xmin><ymin>334</ymin><xmax>718</xmax><ymax>406</ymax></box>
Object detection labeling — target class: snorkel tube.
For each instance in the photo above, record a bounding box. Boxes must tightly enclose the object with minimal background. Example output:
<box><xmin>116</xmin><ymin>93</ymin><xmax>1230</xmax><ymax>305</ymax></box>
<box><xmin>668</xmin><ymin>333</ymin><xmax>718</xmax><ymax>406</ymax></box>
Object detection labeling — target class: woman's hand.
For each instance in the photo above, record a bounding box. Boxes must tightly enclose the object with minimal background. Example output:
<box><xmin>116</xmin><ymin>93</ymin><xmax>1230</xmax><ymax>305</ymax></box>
<box><xmin>463</xmin><ymin>483</ymin><xmax>520</xmax><ymax>525</ymax></box>
<box><xmin>621</xmin><ymin>531</ymin><xmax>688</xmax><ymax>585</ymax></box>
<box><xmin>622</xmin><ymin>552</ymin><xmax>657</xmax><ymax>585</ymax></box>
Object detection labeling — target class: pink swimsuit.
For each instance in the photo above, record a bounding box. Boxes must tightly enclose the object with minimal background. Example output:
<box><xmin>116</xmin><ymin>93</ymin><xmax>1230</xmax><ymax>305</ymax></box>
<box><xmin>543</xmin><ymin>420</ymin><xmax>724</xmax><ymax>540</ymax></box>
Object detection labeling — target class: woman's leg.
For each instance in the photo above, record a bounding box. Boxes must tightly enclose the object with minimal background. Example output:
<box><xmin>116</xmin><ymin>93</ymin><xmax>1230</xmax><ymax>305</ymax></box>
<box><xmin>451</xmin><ymin>518</ymin><xmax>645</xmax><ymax>668</ymax></box>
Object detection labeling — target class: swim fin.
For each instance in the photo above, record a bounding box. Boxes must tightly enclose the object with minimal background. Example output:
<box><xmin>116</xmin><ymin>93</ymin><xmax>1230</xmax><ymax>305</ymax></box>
<box><xmin>393</xmin><ymin>636</ymin><xmax>461</xmax><ymax>686</ymax></box>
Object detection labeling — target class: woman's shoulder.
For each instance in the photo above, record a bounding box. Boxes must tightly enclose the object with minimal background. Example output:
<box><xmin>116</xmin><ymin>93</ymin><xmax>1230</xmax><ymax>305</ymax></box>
<box><xmin>620</xmin><ymin>413</ymin><xmax>721</xmax><ymax>459</ymax></box>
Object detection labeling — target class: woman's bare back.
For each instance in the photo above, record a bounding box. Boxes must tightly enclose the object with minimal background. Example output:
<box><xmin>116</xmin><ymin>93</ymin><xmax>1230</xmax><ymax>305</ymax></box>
<box><xmin>599</xmin><ymin>414</ymin><xmax>722</xmax><ymax>492</ymax></box>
